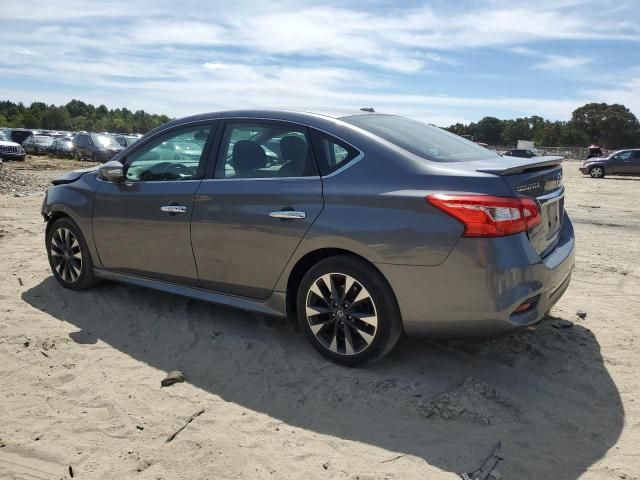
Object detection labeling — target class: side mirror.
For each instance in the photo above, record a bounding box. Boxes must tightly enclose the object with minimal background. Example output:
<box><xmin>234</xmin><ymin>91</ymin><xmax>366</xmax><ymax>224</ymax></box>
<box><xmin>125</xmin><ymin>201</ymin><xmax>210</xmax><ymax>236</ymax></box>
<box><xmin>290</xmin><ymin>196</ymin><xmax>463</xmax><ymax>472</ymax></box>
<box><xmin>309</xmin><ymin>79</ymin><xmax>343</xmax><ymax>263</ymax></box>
<box><xmin>99</xmin><ymin>160</ymin><xmax>125</xmax><ymax>182</ymax></box>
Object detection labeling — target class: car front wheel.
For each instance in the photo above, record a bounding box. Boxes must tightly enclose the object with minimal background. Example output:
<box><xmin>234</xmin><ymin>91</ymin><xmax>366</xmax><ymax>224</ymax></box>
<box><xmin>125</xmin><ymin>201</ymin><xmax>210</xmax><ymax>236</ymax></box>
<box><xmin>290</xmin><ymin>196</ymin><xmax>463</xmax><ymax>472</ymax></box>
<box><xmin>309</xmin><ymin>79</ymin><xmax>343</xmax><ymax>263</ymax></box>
<box><xmin>46</xmin><ymin>218</ymin><xmax>99</xmax><ymax>290</ymax></box>
<box><xmin>297</xmin><ymin>255</ymin><xmax>402</xmax><ymax>366</ymax></box>
<box><xmin>589</xmin><ymin>166</ymin><xmax>605</xmax><ymax>178</ymax></box>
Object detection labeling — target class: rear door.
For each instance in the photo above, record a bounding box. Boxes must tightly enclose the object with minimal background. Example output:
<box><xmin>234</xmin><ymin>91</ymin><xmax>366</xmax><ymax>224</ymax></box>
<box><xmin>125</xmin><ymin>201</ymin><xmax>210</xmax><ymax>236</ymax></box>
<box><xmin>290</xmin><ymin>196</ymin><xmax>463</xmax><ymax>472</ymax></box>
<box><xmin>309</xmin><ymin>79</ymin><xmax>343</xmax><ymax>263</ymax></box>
<box><xmin>191</xmin><ymin>119</ymin><xmax>323</xmax><ymax>299</ymax></box>
<box><xmin>92</xmin><ymin>123</ymin><xmax>215</xmax><ymax>285</ymax></box>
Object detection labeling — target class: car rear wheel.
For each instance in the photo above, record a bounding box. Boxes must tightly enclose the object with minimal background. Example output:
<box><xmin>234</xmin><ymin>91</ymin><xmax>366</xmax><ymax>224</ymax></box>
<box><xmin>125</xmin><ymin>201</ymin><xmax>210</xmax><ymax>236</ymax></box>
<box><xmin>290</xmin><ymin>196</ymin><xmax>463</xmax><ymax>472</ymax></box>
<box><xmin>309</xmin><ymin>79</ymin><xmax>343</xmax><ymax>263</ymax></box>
<box><xmin>589</xmin><ymin>166</ymin><xmax>605</xmax><ymax>178</ymax></box>
<box><xmin>296</xmin><ymin>255</ymin><xmax>402</xmax><ymax>366</ymax></box>
<box><xmin>46</xmin><ymin>218</ymin><xmax>99</xmax><ymax>290</ymax></box>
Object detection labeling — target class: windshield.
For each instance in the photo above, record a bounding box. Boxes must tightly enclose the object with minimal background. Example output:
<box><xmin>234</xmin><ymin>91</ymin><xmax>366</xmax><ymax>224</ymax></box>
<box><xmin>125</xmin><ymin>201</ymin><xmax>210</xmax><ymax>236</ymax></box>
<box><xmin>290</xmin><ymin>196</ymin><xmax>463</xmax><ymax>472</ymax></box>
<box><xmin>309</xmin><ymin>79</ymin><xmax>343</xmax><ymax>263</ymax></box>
<box><xmin>92</xmin><ymin>134</ymin><xmax>121</xmax><ymax>148</ymax></box>
<box><xmin>341</xmin><ymin>114</ymin><xmax>500</xmax><ymax>163</ymax></box>
<box><xmin>35</xmin><ymin>135</ymin><xmax>54</xmax><ymax>145</ymax></box>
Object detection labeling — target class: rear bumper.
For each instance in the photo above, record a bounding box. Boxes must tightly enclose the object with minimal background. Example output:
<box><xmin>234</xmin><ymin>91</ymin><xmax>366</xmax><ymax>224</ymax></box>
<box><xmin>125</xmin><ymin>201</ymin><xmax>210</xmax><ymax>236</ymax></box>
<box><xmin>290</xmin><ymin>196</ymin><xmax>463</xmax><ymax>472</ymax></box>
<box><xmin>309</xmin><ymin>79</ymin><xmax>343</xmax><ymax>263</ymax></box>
<box><xmin>376</xmin><ymin>213</ymin><xmax>575</xmax><ymax>338</ymax></box>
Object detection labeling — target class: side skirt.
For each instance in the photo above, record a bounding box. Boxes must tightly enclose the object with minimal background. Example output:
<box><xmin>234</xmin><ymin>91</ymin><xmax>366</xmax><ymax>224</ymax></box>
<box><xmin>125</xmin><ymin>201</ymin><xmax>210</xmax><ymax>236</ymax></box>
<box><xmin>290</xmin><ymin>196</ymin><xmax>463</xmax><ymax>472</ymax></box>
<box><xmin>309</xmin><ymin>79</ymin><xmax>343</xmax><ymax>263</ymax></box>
<box><xmin>93</xmin><ymin>268</ymin><xmax>287</xmax><ymax>318</ymax></box>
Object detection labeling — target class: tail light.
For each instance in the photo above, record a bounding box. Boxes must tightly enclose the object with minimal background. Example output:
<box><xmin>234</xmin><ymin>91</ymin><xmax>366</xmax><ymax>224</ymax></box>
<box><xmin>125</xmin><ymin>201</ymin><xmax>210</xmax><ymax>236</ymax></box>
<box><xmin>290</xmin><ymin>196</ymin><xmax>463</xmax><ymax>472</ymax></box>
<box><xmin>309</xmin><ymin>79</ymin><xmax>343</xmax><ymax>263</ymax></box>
<box><xmin>427</xmin><ymin>194</ymin><xmax>541</xmax><ymax>237</ymax></box>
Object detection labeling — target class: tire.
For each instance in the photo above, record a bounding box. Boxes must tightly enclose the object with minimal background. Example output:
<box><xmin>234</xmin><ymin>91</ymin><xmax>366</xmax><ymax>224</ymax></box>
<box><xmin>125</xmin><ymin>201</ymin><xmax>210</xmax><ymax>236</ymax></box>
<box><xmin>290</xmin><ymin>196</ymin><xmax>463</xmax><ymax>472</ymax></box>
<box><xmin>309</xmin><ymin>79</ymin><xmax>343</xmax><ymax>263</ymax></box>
<box><xmin>296</xmin><ymin>255</ymin><xmax>402</xmax><ymax>366</ymax></box>
<box><xmin>589</xmin><ymin>166</ymin><xmax>605</xmax><ymax>178</ymax></box>
<box><xmin>46</xmin><ymin>217</ymin><xmax>99</xmax><ymax>290</ymax></box>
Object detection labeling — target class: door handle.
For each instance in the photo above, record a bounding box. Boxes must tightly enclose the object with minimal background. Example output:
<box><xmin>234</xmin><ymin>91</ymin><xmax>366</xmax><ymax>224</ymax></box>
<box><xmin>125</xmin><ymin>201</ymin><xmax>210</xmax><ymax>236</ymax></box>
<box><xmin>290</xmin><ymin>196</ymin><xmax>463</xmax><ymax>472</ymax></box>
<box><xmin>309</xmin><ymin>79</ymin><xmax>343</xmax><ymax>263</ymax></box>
<box><xmin>160</xmin><ymin>205</ymin><xmax>187</xmax><ymax>214</ymax></box>
<box><xmin>269</xmin><ymin>210</ymin><xmax>306</xmax><ymax>220</ymax></box>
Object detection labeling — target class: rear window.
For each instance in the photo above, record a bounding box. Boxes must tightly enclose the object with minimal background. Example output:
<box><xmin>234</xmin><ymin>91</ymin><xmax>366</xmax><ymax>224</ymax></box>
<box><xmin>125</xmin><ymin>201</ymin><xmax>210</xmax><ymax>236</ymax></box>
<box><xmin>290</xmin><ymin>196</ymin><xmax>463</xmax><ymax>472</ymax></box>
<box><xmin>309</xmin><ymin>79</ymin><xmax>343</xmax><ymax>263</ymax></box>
<box><xmin>341</xmin><ymin>114</ymin><xmax>500</xmax><ymax>163</ymax></box>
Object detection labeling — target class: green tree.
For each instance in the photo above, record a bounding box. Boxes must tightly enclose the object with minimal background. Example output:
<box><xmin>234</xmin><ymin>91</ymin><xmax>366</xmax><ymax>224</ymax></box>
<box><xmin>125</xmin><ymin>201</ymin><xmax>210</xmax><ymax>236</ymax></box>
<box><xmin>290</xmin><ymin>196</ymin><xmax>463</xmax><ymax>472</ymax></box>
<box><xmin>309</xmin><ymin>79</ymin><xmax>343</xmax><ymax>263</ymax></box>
<box><xmin>474</xmin><ymin>116</ymin><xmax>504</xmax><ymax>144</ymax></box>
<box><xmin>571</xmin><ymin>103</ymin><xmax>640</xmax><ymax>149</ymax></box>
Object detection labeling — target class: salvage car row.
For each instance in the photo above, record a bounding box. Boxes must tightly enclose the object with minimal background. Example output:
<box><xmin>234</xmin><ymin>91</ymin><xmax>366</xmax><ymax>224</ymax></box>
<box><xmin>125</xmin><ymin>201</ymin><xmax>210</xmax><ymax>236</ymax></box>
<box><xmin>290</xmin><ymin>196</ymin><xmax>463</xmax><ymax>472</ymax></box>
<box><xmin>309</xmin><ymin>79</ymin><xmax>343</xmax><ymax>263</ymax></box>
<box><xmin>0</xmin><ymin>128</ymin><xmax>141</xmax><ymax>162</ymax></box>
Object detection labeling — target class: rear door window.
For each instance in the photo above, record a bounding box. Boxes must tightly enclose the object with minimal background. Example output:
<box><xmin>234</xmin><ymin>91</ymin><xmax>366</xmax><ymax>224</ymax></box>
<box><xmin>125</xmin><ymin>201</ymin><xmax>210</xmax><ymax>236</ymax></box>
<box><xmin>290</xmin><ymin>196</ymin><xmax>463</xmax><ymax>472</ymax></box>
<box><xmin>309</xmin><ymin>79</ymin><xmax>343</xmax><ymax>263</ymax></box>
<box><xmin>216</xmin><ymin>121</ymin><xmax>317</xmax><ymax>179</ymax></box>
<box><xmin>309</xmin><ymin>130</ymin><xmax>360</xmax><ymax>175</ymax></box>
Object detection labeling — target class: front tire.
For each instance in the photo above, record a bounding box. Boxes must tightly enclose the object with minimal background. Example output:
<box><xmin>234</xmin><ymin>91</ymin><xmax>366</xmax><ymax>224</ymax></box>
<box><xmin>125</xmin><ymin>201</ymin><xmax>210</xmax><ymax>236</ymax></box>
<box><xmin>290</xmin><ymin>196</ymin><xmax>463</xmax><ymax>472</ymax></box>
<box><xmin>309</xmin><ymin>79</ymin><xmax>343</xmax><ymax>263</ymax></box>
<box><xmin>46</xmin><ymin>218</ymin><xmax>99</xmax><ymax>290</ymax></box>
<box><xmin>296</xmin><ymin>255</ymin><xmax>402</xmax><ymax>366</ymax></box>
<box><xmin>589</xmin><ymin>166</ymin><xmax>605</xmax><ymax>178</ymax></box>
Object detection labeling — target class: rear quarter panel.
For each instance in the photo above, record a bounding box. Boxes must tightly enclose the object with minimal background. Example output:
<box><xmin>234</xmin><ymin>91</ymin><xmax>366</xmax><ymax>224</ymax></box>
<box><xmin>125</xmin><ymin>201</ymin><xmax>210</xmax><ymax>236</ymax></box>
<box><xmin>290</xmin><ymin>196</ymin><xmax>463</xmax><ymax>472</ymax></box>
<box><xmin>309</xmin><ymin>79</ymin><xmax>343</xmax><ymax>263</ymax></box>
<box><xmin>275</xmin><ymin>137</ymin><xmax>516</xmax><ymax>291</ymax></box>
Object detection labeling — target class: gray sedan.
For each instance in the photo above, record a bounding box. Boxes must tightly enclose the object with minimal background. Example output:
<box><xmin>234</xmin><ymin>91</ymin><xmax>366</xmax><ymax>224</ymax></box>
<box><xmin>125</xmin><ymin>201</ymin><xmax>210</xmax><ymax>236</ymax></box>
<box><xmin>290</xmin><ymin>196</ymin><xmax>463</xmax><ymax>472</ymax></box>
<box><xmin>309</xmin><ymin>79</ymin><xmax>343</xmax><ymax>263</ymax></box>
<box><xmin>41</xmin><ymin>110</ymin><xmax>575</xmax><ymax>365</ymax></box>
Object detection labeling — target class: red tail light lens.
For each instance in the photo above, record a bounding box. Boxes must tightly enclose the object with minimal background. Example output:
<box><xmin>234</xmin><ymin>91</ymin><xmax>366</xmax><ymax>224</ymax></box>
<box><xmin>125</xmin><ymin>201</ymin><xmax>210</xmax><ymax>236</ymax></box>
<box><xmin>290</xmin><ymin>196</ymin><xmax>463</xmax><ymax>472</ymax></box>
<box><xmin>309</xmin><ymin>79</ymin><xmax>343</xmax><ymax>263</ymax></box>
<box><xmin>426</xmin><ymin>194</ymin><xmax>541</xmax><ymax>237</ymax></box>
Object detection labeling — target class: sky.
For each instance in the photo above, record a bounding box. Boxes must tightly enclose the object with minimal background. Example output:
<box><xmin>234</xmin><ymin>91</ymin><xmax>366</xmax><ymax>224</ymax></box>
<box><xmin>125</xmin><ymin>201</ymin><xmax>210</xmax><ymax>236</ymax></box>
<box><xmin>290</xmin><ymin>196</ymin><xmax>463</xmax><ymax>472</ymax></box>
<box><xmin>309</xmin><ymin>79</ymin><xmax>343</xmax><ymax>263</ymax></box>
<box><xmin>1</xmin><ymin>0</ymin><xmax>639</xmax><ymax>126</ymax></box>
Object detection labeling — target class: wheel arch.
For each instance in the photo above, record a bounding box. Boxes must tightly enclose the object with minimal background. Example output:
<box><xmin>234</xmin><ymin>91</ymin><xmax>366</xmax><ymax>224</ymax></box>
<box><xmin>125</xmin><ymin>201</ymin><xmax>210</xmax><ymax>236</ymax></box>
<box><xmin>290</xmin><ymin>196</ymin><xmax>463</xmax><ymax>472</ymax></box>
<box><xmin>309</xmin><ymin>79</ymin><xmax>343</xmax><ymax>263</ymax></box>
<box><xmin>284</xmin><ymin>247</ymin><xmax>401</xmax><ymax>324</ymax></box>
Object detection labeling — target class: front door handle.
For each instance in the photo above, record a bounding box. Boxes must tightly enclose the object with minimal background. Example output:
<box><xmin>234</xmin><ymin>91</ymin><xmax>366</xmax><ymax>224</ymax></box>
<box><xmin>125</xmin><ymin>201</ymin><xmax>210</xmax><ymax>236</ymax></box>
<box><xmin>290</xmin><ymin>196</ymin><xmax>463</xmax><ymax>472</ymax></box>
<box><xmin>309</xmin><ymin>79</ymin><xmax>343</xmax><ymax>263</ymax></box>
<box><xmin>160</xmin><ymin>205</ymin><xmax>187</xmax><ymax>214</ymax></box>
<box><xmin>269</xmin><ymin>210</ymin><xmax>306</xmax><ymax>220</ymax></box>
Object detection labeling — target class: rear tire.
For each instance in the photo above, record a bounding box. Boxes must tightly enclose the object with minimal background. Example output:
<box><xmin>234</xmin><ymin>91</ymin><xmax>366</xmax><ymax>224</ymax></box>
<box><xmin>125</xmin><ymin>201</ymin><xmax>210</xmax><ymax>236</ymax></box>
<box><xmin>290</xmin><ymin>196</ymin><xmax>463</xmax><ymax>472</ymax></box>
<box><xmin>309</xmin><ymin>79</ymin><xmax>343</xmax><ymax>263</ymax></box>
<box><xmin>46</xmin><ymin>217</ymin><xmax>99</xmax><ymax>290</ymax></box>
<box><xmin>296</xmin><ymin>255</ymin><xmax>402</xmax><ymax>366</ymax></box>
<box><xmin>589</xmin><ymin>166</ymin><xmax>605</xmax><ymax>178</ymax></box>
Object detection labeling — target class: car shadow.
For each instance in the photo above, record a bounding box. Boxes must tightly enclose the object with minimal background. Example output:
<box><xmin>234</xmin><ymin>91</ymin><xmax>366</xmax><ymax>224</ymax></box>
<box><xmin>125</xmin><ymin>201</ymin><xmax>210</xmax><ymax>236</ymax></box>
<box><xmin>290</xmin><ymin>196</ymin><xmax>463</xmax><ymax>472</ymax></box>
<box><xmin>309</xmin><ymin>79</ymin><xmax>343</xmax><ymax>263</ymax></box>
<box><xmin>22</xmin><ymin>277</ymin><xmax>623</xmax><ymax>479</ymax></box>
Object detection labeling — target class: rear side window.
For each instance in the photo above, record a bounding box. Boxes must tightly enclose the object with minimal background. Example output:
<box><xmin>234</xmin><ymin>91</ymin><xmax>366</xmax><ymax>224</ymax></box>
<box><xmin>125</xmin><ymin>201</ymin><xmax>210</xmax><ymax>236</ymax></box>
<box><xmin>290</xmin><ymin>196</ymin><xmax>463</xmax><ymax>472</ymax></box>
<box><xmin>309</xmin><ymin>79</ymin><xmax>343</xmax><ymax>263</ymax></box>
<box><xmin>310</xmin><ymin>130</ymin><xmax>360</xmax><ymax>175</ymax></box>
<box><xmin>341</xmin><ymin>114</ymin><xmax>499</xmax><ymax>163</ymax></box>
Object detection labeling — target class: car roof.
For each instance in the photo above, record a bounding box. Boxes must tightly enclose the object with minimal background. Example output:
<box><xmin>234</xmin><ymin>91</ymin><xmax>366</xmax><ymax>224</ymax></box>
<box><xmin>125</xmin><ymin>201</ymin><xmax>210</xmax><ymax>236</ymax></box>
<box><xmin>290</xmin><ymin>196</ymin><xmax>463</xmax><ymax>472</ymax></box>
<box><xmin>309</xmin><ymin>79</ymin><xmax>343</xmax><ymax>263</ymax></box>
<box><xmin>142</xmin><ymin>108</ymin><xmax>386</xmax><ymax>141</ymax></box>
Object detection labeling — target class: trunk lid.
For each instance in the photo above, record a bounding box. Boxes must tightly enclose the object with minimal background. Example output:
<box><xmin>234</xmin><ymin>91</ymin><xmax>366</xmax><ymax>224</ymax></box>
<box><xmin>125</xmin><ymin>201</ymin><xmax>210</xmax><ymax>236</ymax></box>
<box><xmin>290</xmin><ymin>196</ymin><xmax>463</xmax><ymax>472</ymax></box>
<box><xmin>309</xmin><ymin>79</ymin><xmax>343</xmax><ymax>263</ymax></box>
<box><xmin>447</xmin><ymin>155</ymin><xmax>565</xmax><ymax>255</ymax></box>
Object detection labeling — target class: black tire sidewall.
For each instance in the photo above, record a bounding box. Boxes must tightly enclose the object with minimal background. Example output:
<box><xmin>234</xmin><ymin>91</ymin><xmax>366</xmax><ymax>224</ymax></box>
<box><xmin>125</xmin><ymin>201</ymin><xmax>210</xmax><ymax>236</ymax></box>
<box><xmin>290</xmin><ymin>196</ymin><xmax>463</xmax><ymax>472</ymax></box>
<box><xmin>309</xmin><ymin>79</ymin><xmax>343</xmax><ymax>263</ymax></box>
<box><xmin>590</xmin><ymin>166</ymin><xmax>604</xmax><ymax>178</ymax></box>
<box><xmin>46</xmin><ymin>218</ymin><xmax>95</xmax><ymax>290</ymax></box>
<box><xmin>296</xmin><ymin>255</ymin><xmax>401</xmax><ymax>366</ymax></box>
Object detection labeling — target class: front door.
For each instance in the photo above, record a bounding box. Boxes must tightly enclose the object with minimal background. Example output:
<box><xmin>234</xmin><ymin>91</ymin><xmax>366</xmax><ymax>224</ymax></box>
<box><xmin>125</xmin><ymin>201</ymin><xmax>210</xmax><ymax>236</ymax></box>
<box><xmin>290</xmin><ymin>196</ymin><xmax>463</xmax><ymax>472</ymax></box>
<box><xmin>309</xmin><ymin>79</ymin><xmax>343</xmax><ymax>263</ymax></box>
<box><xmin>92</xmin><ymin>123</ymin><xmax>215</xmax><ymax>285</ymax></box>
<box><xmin>191</xmin><ymin>120</ymin><xmax>323</xmax><ymax>299</ymax></box>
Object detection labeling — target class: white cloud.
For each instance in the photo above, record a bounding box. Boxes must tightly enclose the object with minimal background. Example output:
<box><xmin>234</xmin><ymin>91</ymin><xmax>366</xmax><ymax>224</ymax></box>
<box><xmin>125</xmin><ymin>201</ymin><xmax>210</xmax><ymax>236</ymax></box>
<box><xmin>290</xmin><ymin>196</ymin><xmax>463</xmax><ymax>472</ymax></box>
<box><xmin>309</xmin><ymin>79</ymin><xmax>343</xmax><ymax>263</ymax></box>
<box><xmin>0</xmin><ymin>0</ymin><xmax>639</xmax><ymax>123</ymax></box>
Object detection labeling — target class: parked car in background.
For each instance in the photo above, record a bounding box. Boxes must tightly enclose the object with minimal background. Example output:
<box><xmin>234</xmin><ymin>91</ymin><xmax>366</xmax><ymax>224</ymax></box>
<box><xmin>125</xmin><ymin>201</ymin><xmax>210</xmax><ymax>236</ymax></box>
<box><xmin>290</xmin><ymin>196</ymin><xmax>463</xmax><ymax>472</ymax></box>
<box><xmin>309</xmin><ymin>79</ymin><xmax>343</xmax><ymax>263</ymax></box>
<box><xmin>579</xmin><ymin>149</ymin><xmax>640</xmax><ymax>178</ymax></box>
<box><xmin>10</xmin><ymin>128</ymin><xmax>41</xmax><ymax>145</ymax></box>
<box><xmin>113</xmin><ymin>134</ymin><xmax>142</xmax><ymax>148</ymax></box>
<box><xmin>500</xmin><ymin>149</ymin><xmax>538</xmax><ymax>158</ymax></box>
<box><xmin>500</xmin><ymin>148</ymin><xmax>538</xmax><ymax>158</ymax></box>
<box><xmin>48</xmin><ymin>138</ymin><xmax>75</xmax><ymax>158</ymax></box>
<box><xmin>0</xmin><ymin>132</ymin><xmax>26</xmax><ymax>161</ymax></box>
<box><xmin>42</xmin><ymin>109</ymin><xmax>575</xmax><ymax>365</ymax></box>
<box><xmin>72</xmin><ymin>132</ymin><xmax>124</xmax><ymax>162</ymax></box>
<box><xmin>22</xmin><ymin>134</ymin><xmax>54</xmax><ymax>155</ymax></box>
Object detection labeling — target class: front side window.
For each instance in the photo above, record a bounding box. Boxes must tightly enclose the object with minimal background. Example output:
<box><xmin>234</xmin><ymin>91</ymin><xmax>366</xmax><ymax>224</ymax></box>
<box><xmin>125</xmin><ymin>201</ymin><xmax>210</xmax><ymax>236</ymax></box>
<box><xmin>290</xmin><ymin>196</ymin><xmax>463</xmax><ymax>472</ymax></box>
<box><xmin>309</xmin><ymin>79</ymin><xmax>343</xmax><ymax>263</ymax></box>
<box><xmin>216</xmin><ymin>122</ymin><xmax>316</xmax><ymax>179</ymax></box>
<box><xmin>341</xmin><ymin>114</ymin><xmax>500</xmax><ymax>163</ymax></box>
<box><xmin>614</xmin><ymin>151</ymin><xmax>632</xmax><ymax>161</ymax></box>
<box><xmin>125</xmin><ymin>126</ymin><xmax>211</xmax><ymax>182</ymax></box>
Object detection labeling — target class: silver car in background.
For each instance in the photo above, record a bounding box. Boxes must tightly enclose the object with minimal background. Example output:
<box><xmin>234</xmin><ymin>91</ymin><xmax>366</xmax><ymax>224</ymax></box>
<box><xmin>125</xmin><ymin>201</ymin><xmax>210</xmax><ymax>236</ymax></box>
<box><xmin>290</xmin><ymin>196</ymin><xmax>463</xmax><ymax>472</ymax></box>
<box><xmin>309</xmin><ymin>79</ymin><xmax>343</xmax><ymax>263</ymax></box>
<box><xmin>42</xmin><ymin>110</ymin><xmax>575</xmax><ymax>365</ymax></box>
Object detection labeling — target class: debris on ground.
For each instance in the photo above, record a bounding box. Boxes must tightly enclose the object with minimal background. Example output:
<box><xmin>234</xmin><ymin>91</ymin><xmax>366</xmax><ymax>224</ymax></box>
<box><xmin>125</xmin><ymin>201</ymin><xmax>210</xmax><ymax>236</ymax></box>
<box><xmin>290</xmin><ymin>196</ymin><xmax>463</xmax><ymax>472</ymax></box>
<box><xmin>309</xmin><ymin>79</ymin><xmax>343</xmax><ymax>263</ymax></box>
<box><xmin>418</xmin><ymin>378</ymin><xmax>518</xmax><ymax>424</ymax></box>
<box><xmin>161</xmin><ymin>370</ymin><xmax>185</xmax><ymax>387</ymax></box>
<box><xmin>576</xmin><ymin>309</ymin><xmax>587</xmax><ymax>319</ymax></box>
<box><xmin>166</xmin><ymin>408</ymin><xmax>205</xmax><ymax>443</ymax></box>
<box><xmin>461</xmin><ymin>441</ymin><xmax>503</xmax><ymax>480</ymax></box>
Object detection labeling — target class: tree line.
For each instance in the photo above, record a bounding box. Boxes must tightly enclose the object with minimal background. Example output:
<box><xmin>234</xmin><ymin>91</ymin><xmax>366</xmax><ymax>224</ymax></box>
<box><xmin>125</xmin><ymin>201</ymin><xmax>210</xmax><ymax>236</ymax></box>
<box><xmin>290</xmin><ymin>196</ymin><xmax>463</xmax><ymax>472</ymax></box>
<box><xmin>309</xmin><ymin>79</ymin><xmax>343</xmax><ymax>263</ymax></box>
<box><xmin>2</xmin><ymin>99</ymin><xmax>638</xmax><ymax>148</ymax></box>
<box><xmin>446</xmin><ymin>103</ymin><xmax>640</xmax><ymax>149</ymax></box>
<box><xmin>0</xmin><ymin>99</ymin><xmax>171</xmax><ymax>134</ymax></box>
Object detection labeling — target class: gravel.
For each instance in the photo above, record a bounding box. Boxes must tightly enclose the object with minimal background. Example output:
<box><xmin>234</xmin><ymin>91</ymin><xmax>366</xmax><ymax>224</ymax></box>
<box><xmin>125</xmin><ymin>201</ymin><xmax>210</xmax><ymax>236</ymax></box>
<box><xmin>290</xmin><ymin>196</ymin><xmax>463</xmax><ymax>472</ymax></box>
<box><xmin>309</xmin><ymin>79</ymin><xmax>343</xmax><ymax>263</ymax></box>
<box><xmin>0</xmin><ymin>155</ymin><xmax>97</xmax><ymax>195</ymax></box>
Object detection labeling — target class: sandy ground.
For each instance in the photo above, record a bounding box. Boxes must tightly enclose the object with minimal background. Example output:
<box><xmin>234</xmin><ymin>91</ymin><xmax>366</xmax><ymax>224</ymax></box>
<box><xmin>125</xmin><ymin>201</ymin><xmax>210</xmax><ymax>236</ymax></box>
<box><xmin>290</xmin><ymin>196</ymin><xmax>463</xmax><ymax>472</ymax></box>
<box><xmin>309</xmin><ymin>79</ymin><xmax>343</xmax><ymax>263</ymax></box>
<box><xmin>0</xmin><ymin>157</ymin><xmax>638</xmax><ymax>479</ymax></box>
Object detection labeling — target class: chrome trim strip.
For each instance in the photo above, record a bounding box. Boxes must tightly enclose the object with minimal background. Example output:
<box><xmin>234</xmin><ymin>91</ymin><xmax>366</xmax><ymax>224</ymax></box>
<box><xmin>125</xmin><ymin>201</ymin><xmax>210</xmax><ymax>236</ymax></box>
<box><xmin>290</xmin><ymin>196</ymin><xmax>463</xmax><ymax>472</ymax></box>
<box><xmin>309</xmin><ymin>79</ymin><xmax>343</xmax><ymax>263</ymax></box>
<box><xmin>536</xmin><ymin>186</ymin><xmax>565</xmax><ymax>204</ymax></box>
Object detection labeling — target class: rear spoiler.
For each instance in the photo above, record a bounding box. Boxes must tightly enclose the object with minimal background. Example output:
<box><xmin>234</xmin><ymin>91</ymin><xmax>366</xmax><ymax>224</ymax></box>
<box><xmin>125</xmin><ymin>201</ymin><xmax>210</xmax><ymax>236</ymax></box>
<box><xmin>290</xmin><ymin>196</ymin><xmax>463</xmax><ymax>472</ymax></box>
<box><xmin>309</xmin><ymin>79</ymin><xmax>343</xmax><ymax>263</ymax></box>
<box><xmin>476</xmin><ymin>156</ymin><xmax>564</xmax><ymax>175</ymax></box>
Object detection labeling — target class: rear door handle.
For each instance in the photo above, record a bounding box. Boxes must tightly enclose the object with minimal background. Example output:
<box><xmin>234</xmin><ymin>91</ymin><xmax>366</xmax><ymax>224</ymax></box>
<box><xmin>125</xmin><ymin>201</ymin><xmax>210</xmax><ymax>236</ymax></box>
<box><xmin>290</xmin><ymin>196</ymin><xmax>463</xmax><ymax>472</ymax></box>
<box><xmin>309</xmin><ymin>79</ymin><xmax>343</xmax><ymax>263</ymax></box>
<box><xmin>269</xmin><ymin>210</ymin><xmax>306</xmax><ymax>220</ymax></box>
<box><xmin>160</xmin><ymin>205</ymin><xmax>187</xmax><ymax>214</ymax></box>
